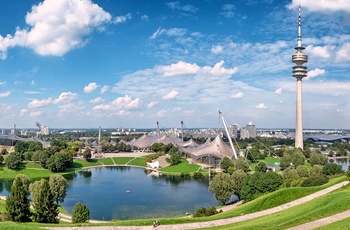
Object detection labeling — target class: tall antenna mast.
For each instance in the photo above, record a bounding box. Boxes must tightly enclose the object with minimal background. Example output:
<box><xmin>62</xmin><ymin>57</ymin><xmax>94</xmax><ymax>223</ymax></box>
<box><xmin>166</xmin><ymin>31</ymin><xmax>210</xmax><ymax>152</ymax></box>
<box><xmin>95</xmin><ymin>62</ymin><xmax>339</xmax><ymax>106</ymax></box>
<box><xmin>156</xmin><ymin>121</ymin><xmax>160</xmax><ymax>137</ymax></box>
<box><xmin>219</xmin><ymin>111</ymin><xmax>238</xmax><ymax>160</ymax></box>
<box><xmin>292</xmin><ymin>5</ymin><xmax>308</xmax><ymax>150</ymax></box>
<box><xmin>181</xmin><ymin>121</ymin><xmax>184</xmax><ymax>141</ymax></box>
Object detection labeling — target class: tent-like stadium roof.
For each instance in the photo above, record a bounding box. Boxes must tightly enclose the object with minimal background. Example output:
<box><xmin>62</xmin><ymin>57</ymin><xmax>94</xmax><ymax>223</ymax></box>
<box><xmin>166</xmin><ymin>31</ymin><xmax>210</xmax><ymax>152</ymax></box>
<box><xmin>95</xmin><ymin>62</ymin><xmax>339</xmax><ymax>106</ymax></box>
<box><xmin>0</xmin><ymin>134</ymin><xmax>50</xmax><ymax>148</ymax></box>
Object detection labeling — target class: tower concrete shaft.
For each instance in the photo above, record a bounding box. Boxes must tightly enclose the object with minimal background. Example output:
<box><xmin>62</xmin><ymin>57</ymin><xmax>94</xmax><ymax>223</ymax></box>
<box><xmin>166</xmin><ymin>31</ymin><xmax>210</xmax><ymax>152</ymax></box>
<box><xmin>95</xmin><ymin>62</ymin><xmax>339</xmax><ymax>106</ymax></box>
<box><xmin>292</xmin><ymin>5</ymin><xmax>308</xmax><ymax>150</ymax></box>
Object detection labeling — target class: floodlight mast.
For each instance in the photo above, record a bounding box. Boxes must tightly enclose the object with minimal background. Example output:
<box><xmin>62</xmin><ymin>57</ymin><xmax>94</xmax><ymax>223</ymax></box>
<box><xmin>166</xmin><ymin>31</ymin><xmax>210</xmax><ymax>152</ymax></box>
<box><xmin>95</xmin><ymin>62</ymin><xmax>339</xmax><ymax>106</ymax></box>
<box><xmin>219</xmin><ymin>111</ymin><xmax>238</xmax><ymax>160</ymax></box>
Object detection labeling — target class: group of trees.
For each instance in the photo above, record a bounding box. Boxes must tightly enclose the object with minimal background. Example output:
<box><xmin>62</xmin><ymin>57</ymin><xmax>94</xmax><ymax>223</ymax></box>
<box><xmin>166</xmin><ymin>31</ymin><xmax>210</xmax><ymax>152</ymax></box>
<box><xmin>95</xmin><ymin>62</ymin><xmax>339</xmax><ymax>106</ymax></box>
<box><xmin>6</xmin><ymin>173</ymin><xmax>90</xmax><ymax>224</ymax></box>
<box><xmin>100</xmin><ymin>140</ymin><xmax>132</xmax><ymax>153</ymax></box>
<box><xmin>6</xmin><ymin>174</ymin><xmax>67</xmax><ymax>223</ymax></box>
<box><xmin>150</xmin><ymin>143</ymin><xmax>182</xmax><ymax>166</ymax></box>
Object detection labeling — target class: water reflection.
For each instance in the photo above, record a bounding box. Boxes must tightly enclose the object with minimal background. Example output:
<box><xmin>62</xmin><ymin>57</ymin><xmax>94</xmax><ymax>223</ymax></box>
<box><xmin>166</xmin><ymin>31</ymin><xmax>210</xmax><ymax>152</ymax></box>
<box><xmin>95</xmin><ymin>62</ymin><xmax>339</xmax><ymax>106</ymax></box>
<box><xmin>329</xmin><ymin>157</ymin><xmax>350</xmax><ymax>171</ymax></box>
<box><xmin>60</xmin><ymin>166</ymin><xmax>217</xmax><ymax>220</ymax></box>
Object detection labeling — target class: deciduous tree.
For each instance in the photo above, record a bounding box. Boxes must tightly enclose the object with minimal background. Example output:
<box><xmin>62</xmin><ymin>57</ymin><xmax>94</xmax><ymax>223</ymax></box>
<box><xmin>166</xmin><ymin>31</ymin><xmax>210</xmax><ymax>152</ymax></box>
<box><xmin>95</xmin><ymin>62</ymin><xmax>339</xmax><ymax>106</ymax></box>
<box><xmin>208</xmin><ymin>173</ymin><xmax>234</xmax><ymax>205</ymax></box>
<box><xmin>49</xmin><ymin>174</ymin><xmax>68</xmax><ymax>204</ymax></box>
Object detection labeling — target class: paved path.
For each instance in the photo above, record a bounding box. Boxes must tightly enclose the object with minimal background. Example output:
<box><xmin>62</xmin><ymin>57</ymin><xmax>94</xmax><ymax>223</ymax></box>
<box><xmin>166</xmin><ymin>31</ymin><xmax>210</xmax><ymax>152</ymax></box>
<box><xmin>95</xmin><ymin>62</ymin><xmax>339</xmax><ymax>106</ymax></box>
<box><xmin>45</xmin><ymin>181</ymin><xmax>350</xmax><ymax>230</ymax></box>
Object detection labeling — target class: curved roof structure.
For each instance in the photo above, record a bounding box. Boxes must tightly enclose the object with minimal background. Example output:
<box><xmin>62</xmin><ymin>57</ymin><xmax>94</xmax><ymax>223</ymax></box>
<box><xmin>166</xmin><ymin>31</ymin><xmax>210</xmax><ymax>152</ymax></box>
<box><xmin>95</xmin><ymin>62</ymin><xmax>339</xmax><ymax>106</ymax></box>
<box><xmin>304</xmin><ymin>134</ymin><xmax>350</xmax><ymax>142</ymax></box>
<box><xmin>0</xmin><ymin>134</ymin><xmax>50</xmax><ymax>148</ymax></box>
<box><xmin>182</xmin><ymin>135</ymin><xmax>234</xmax><ymax>160</ymax></box>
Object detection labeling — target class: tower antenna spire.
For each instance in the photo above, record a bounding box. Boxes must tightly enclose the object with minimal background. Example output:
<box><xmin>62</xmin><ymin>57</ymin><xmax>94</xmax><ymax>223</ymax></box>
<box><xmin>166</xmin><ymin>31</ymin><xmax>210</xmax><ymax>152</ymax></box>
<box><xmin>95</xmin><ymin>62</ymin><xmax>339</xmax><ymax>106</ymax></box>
<box><xmin>292</xmin><ymin>5</ymin><xmax>308</xmax><ymax>150</ymax></box>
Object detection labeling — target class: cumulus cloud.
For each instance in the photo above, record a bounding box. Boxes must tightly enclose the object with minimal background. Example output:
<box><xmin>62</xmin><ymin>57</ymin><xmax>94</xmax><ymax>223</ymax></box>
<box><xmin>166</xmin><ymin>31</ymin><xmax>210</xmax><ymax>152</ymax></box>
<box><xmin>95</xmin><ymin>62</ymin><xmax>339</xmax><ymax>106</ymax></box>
<box><xmin>256</xmin><ymin>103</ymin><xmax>268</xmax><ymax>109</ymax></box>
<box><xmin>100</xmin><ymin>85</ymin><xmax>110</xmax><ymax>94</ymax></box>
<box><xmin>156</xmin><ymin>109</ymin><xmax>168</xmax><ymax>117</ymax></box>
<box><xmin>28</xmin><ymin>98</ymin><xmax>52</xmax><ymax>109</ymax></box>
<box><xmin>231</xmin><ymin>92</ymin><xmax>244</xmax><ymax>98</ymax></box>
<box><xmin>90</xmin><ymin>97</ymin><xmax>103</xmax><ymax>104</ymax></box>
<box><xmin>54</xmin><ymin>91</ymin><xmax>77</xmax><ymax>104</ymax></box>
<box><xmin>147</xmin><ymin>101</ymin><xmax>159</xmax><ymax>108</ymax></box>
<box><xmin>113</xmin><ymin>13</ymin><xmax>132</xmax><ymax>24</ymax></box>
<box><xmin>93</xmin><ymin>95</ymin><xmax>141</xmax><ymax>111</ymax></box>
<box><xmin>335</xmin><ymin>43</ymin><xmax>350</xmax><ymax>62</ymax></box>
<box><xmin>29</xmin><ymin>111</ymin><xmax>43</xmax><ymax>117</ymax></box>
<box><xmin>0</xmin><ymin>91</ymin><xmax>11</xmax><ymax>98</ymax></box>
<box><xmin>162</xmin><ymin>90</ymin><xmax>179</xmax><ymax>100</ymax></box>
<box><xmin>288</xmin><ymin>0</ymin><xmax>350</xmax><ymax>13</ymax></box>
<box><xmin>0</xmin><ymin>81</ymin><xmax>7</xmax><ymax>85</ymax></box>
<box><xmin>275</xmin><ymin>88</ymin><xmax>283</xmax><ymax>94</ymax></box>
<box><xmin>0</xmin><ymin>0</ymin><xmax>111</xmax><ymax>59</ymax></box>
<box><xmin>20</xmin><ymin>109</ymin><xmax>28</xmax><ymax>116</ymax></box>
<box><xmin>211</xmin><ymin>45</ymin><xmax>223</xmax><ymax>54</ymax></box>
<box><xmin>84</xmin><ymin>82</ymin><xmax>99</xmax><ymax>93</ymax></box>
<box><xmin>202</xmin><ymin>60</ymin><xmax>238</xmax><ymax>76</ymax></box>
<box><xmin>306</xmin><ymin>68</ymin><xmax>326</xmax><ymax>80</ymax></box>
<box><xmin>161</xmin><ymin>61</ymin><xmax>200</xmax><ymax>76</ymax></box>
<box><xmin>305</xmin><ymin>45</ymin><xmax>332</xmax><ymax>58</ymax></box>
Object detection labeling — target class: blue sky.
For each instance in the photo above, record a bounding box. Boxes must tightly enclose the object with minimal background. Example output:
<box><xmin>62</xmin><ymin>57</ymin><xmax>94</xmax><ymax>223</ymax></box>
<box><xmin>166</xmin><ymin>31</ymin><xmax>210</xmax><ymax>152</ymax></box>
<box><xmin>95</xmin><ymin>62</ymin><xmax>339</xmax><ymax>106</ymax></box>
<box><xmin>0</xmin><ymin>0</ymin><xmax>349</xmax><ymax>130</ymax></box>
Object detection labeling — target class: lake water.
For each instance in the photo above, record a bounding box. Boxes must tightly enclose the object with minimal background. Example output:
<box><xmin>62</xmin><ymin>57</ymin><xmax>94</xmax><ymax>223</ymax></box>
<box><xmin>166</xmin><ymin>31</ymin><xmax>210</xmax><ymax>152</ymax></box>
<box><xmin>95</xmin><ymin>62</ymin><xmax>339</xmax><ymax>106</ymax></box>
<box><xmin>0</xmin><ymin>167</ymin><xmax>218</xmax><ymax>220</ymax></box>
<box><xmin>329</xmin><ymin>157</ymin><xmax>350</xmax><ymax>171</ymax></box>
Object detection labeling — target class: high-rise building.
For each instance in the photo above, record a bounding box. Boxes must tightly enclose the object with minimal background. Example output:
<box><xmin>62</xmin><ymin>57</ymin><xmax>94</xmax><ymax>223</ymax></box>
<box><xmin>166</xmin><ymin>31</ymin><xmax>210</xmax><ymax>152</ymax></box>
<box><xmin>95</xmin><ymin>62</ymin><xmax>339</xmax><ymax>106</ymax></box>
<box><xmin>292</xmin><ymin>6</ymin><xmax>308</xmax><ymax>150</ymax></box>
<box><xmin>240</xmin><ymin>122</ymin><xmax>256</xmax><ymax>139</ymax></box>
<box><xmin>230</xmin><ymin>124</ymin><xmax>238</xmax><ymax>139</ymax></box>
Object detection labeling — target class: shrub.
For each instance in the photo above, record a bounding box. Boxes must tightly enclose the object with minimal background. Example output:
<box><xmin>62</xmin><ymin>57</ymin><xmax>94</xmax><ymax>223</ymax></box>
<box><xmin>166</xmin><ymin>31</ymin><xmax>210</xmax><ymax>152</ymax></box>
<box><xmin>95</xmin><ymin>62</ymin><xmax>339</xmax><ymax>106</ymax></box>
<box><xmin>193</xmin><ymin>172</ymin><xmax>203</xmax><ymax>179</ymax></box>
<box><xmin>301</xmin><ymin>175</ymin><xmax>329</xmax><ymax>187</ymax></box>
<box><xmin>322</xmin><ymin>163</ymin><xmax>343</xmax><ymax>176</ymax></box>
<box><xmin>144</xmin><ymin>153</ymin><xmax>163</xmax><ymax>163</ymax></box>
<box><xmin>180</xmin><ymin>172</ymin><xmax>190</xmax><ymax>178</ymax></box>
<box><xmin>193</xmin><ymin>207</ymin><xmax>221</xmax><ymax>218</ymax></box>
<box><xmin>72</xmin><ymin>203</ymin><xmax>90</xmax><ymax>223</ymax></box>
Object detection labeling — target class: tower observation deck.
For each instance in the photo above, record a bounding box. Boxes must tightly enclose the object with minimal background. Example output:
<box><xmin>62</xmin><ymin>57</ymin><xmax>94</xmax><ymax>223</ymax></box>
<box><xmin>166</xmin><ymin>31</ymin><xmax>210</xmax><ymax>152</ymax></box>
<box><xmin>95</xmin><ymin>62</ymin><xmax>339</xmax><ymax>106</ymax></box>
<box><xmin>292</xmin><ymin>5</ymin><xmax>308</xmax><ymax>150</ymax></box>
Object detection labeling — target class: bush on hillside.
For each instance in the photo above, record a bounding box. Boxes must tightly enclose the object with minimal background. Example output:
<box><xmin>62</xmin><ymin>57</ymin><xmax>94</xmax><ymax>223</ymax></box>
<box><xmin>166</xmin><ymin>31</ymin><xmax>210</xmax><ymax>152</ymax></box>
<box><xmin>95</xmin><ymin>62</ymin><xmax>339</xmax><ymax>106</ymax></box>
<box><xmin>193</xmin><ymin>207</ymin><xmax>222</xmax><ymax>218</ymax></box>
<box><xmin>301</xmin><ymin>175</ymin><xmax>329</xmax><ymax>187</ymax></box>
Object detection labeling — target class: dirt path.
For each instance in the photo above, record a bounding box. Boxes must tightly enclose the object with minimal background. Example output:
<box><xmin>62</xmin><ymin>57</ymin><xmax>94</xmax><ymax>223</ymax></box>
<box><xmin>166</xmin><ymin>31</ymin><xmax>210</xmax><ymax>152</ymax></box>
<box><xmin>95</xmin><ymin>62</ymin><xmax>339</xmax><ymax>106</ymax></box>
<box><xmin>45</xmin><ymin>181</ymin><xmax>349</xmax><ymax>230</ymax></box>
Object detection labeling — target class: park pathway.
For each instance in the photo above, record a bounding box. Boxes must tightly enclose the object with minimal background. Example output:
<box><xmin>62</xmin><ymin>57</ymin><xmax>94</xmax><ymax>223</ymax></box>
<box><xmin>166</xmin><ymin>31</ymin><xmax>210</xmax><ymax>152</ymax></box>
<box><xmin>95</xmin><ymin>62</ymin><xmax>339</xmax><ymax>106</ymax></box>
<box><xmin>46</xmin><ymin>181</ymin><xmax>349</xmax><ymax>230</ymax></box>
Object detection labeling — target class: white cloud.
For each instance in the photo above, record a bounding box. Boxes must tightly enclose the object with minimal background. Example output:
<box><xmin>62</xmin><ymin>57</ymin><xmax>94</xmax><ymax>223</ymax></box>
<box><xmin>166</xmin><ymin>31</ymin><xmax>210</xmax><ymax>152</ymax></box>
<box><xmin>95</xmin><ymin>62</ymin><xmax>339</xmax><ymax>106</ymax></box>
<box><xmin>275</xmin><ymin>88</ymin><xmax>283</xmax><ymax>94</ymax></box>
<box><xmin>202</xmin><ymin>60</ymin><xmax>238</xmax><ymax>76</ymax></box>
<box><xmin>90</xmin><ymin>97</ymin><xmax>103</xmax><ymax>104</ymax></box>
<box><xmin>335</xmin><ymin>43</ymin><xmax>350</xmax><ymax>62</ymax></box>
<box><xmin>231</xmin><ymin>92</ymin><xmax>244</xmax><ymax>98</ymax></box>
<box><xmin>29</xmin><ymin>111</ymin><xmax>43</xmax><ymax>117</ymax></box>
<box><xmin>306</xmin><ymin>68</ymin><xmax>326</xmax><ymax>80</ymax></box>
<box><xmin>31</xmin><ymin>80</ymin><xmax>36</xmax><ymax>85</ymax></box>
<box><xmin>0</xmin><ymin>0</ymin><xmax>111</xmax><ymax>59</ymax></box>
<box><xmin>54</xmin><ymin>91</ymin><xmax>77</xmax><ymax>104</ymax></box>
<box><xmin>141</xmin><ymin>15</ymin><xmax>149</xmax><ymax>21</ymax></box>
<box><xmin>161</xmin><ymin>61</ymin><xmax>200</xmax><ymax>76</ymax></box>
<box><xmin>162</xmin><ymin>90</ymin><xmax>179</xmax><ymax>100</ymax></box>
<box><xmin>211</xmin><ymin>45</ymin><xmax>223</xmax><ymax>54</ymax></box>
<box><xmin>166</xmin><ymin>2</ymin><xmax>198</xmax><ymax>13</ymax></box>
<box><xmin>113</xmin><ymin>13</ymin><xmax>132</xmax><ymax>24</ymax></box>
<box><xmin>84</xmin><ymin>82</ymin><xmax>99</xmax><ymax>93</ymax></box>
<box><xmin>0</xmin><ymin>81</ymin><xmax>7</xmax><ymax>85</ymax></box>
<box><xmin>93</xmin><ymin>95</ymin><xmax>141</xmax><ymax>111</ymax></box>
<box><xmin>147</xmin><ymin>101</ymin><xmax>159</xmax><ymax>108</ymax></box>
<box><xmin>20</xmin><ymin>109</ymin><xmax>28</xmax><ymax>116</ymax></box>
<box><xmin>28</xmin><ymin>98</ymin><xmax>52</xmax><ymax>109</ymax></box>
<box><xmin>156</xmin><ymin>109</ymin><xmax>168</xmax><ymax>117</ymax></box>
<box><xmin>0</xmin><ymin>91</ymin><xmax>11</xmax><ymax>98</ymax></box>
<box><xmin>150</xmin><ymin>27</ymin><xmax>187</xmax><ymax>40</ymax></box>
<box><xmin>305</xmin><ymin>45</ymin><xmax>332</xmax><ymax>58</ymax></box>
<box><xmin>288</xmin><ymin>0</ymin><xmax>350</xmax><ymax>13</ymax></box>
<box><xmin>256</xmin><ymin>103</ymin><xmax>268</xmax><ymax>109</ymax></box>
<box><xmin>100</xmin><ymin>85</ymin><xmax>110</xmax><ymax>94</ymax></box>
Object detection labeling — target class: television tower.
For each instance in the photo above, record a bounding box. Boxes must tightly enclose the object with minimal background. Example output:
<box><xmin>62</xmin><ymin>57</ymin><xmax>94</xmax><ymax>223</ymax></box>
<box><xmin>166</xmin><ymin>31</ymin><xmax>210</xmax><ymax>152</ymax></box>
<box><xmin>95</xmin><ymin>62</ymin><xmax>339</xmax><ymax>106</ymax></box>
<box><xmin>292</xmin><ymin>5</ymin><xmax>308</xmax><ymax>149</ymax></box>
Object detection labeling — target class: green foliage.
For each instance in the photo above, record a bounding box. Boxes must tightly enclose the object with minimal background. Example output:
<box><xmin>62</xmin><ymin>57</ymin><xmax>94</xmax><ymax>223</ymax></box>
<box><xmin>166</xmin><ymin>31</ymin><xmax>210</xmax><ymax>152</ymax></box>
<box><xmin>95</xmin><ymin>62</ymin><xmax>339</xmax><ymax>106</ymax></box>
<box><xmin>296</xmin><ymin>165</ymin><xmax>309</xmax><ymax>178</ymax></box>
<box><xmin>280</xmin><ymin>152</ymin><xmax>292</xmax><ymax>170</ymax></box>
<box><xmin>220</xmin><ymin>156</ymin><xmax>234</xmax><ymax>173</ymax></box>
<box><xmin>283</xmin><ymin>168</ymin><xmax>299</xmax><ymax>180</ymax></box>
<box><xmin>310</xmin><ymin>164</ymin><xmax>323</xmax><ymax>176</ymax></box>
<box><xmin>291</xmin><ymin>148</ymin><xmax>306</xmax><ymax>167</ymax></box>
<box><xmin>71</xmin><ymin>203</ymin><xmax>90</xmax><ymax>223</ymax></box>
<box><xmin>322</xmin><ymin>163</ymin><xmax>343</xmax><ymax>176</ymax></box>
<box><xmin>83</xmin><ymin>147</ymin><xmax>92</xmax><ymax>161</ymax></box>
<box><xmin>208</xmin><ymin>173</ymin><xmax>234</xmax><ymax>205</ymax></box>
<box><xmin>193</xmin><ymin>172</ymin><xmax>203</xmax><ymax>179</ymax></box>
<box><xmin>144</xmin><ymin>153</ymin><xmax>163</xmax><ymax>163</ymax></box>
<box><xmin>301</xmin><ymin>175</ymin><xmax>329</xmax><ymax>187</ymax></box>
<box><xmin>49</xmin><ymin>174</ymin><xmax>68</xmax><ymax>204</ymax></box>
<box><xmin>5</xmin><ymin>152</ymin><xmax>21</xmax><ymax>169</ymax></box>
<box><xmin>6</xmin><ymin>174</ymin><xmax>31</xmax><ymax>222</ymax></box>
<box><xmin>255</xmin><ymin>161</ymin><xmax>267</xmax><ymax>173</ymax></box>
<box><xmin>166</xmin><ymin>151</ymin><xmax>182</xmax><ymax>165</ymax></box>
<box><xmin>242</xmin><ymin>171</ymin><xmax>283</xmax><ymax>201</ymax></box>
<box><xmin>30</xmin><ymin>179</ymin><xmax>58</xmax><ymax>223</ymax></box>
<box><xmin>0</xmin><ymin>149</ymin><xmax>8</xmax><ymax>155</ymax></box>
<box><xmin>231</xmin><ymin>169</ymin><xmax>247</xmax><ymax>200</ymax></box>
<box><xmin>193</xmin><ymin>207</ymin><xmax>221</xmax><ymax>218</ymax></box>
<box><xmin>309</xmin><ymin>152</ymin><xmax>328</xmax><ymax>166</ymax></box>
<box><xmin>0</xmin><ymin>154</ymin><xmax>4</xmax><ymax>164</ymax></box>
<box><xmin>180</xmin><ymin>172</ymin><xmax>190</xmax><ymax>178</ymax></box>
<box><xmin>234</xmin><ymin>156</ymin><xmax>250</xmax><ymax>172</ymax></box>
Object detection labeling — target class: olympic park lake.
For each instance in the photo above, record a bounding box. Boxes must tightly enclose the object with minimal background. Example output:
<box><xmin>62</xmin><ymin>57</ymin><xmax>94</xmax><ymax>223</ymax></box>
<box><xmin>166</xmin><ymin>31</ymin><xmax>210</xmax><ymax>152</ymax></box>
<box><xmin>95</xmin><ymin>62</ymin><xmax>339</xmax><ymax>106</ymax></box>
<box><xmin>0</xmin><ymin>166</ymin><xmax>218</xmax><ymax>220</ymax></box>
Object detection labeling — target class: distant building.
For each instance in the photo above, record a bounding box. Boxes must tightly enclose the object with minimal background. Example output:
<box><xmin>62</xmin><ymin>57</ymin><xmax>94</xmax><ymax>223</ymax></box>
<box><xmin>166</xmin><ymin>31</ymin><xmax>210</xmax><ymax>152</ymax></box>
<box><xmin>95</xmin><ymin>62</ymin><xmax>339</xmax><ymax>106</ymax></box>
<box><xmin>230</xmin><ymin>124</ymin><xmax>238</xmax><ymax>139</ymax></box>
<box><xmin>240</xmin><ymin>122</ymin><xmax>256</xmax><ymax>139</ymax></box>
<box><xmin>36</xmin><ymin>122</ymin><xmax>49</xmax><ymax>135</ymax></box>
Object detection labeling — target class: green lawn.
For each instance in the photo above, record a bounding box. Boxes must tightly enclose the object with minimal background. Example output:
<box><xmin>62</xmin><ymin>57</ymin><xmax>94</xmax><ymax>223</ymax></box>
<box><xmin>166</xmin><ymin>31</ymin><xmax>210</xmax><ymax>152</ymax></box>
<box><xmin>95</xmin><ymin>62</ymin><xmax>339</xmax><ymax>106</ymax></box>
<box><xmin>0</xmin><ymin>166</ymin><xmax>52</xmax><ymax>180</ymax></box>
<box><xmin>127</xmin><ymin>157</ymin><xmax>146</xmax><ymax>167</ymax></box>
<box><xmin>159</xmin><ymin>160</ymin><xmax>204</xmax><ymax>175</ymax></box>
<box><xmin>0</xmin><ymin>223</ymin><xmax>41</xmax><ymax>230</ymax></box>
<box><xmin>113</xmin><ymin>157</ymin><xmax>134</xmax><ymax>165</ymax></box>
<box><xmin>71</xmin><ymin>159</ymin><xmax>103</xmax><ymax>168</ymax></box>
<box><xmin>98</xmin><ymin>157</ymin><xmax>115</xmax><ymax>165</ymax></box>
<box><xmin>24</xmin><ymin>162</ymin><xmax>45</xmax><ymax>169</ymax></box>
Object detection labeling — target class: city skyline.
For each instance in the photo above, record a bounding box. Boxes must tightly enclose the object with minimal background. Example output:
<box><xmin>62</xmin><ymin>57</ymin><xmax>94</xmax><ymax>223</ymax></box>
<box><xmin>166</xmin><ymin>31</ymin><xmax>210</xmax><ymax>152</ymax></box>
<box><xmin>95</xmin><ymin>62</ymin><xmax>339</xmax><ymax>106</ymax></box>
<box><xmin>0</xmin><ymin>0</ymin><xmax>349</xmax><ymax>129</ymax></box>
